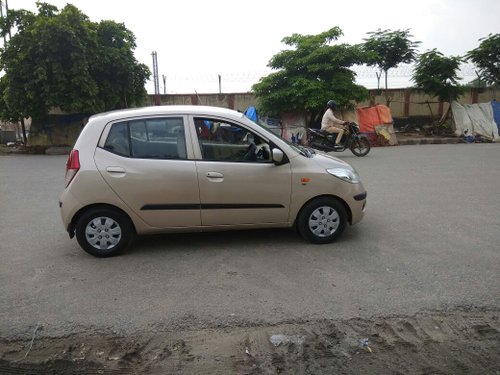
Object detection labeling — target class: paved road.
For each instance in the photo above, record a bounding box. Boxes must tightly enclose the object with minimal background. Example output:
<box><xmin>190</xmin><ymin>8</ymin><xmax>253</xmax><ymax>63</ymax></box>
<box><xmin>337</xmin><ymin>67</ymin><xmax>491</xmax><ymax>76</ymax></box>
<box><xmin>1</xmin><ymin>144</ymin><xmax>499</xmax><ymax>338</ymax></box>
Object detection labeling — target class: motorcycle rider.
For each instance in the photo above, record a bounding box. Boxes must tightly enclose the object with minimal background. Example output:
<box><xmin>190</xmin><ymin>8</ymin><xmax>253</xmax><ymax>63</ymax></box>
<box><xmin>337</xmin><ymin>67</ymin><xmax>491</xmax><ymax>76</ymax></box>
<box><xmin>321</xmin><ymin>100</ymin><xmax>347</xmax><ymax>148</ymax></box>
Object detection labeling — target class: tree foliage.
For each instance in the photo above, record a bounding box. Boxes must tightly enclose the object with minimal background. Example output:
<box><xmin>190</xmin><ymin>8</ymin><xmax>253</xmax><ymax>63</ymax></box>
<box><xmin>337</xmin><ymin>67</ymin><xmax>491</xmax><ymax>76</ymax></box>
<box><xmin>252</xmin><ymin>27</ymin><xmax>369</xmax><ymax>123</ymax></box>
<box><xmin>466</xmin><ymin>33</ymin><xmax>500</xmax><ymax>86</ymax></box>
<box><xmin>412</xmin><ymin>49</ymin><xmax>464</xmax><ymax>103</ymax></box>
<box><xmin>0</xmin><ymin>2</ymin><xmax>150</xmax><ymax>122</ymax></box>
<box><xmin>362</xmin><ymin>29</ymin><xmax>420</xmax><ymax>94</ymax></box>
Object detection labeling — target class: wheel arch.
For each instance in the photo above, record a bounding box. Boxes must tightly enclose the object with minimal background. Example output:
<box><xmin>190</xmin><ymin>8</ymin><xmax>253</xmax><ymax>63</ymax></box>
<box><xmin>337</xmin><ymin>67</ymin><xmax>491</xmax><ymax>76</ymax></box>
<box><xmin>68</xmin><ymin>203</ymin><xmax>136</xmax><ymax>238</ymax></box>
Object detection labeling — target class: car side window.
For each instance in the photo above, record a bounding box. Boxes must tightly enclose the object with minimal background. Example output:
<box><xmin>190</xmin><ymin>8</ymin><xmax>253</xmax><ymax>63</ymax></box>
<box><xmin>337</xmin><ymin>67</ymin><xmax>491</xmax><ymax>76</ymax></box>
<box><xmin>104</xmin><ymin>122</ymin><xmax>130</xmax><ymax>156</ymax></box>
<box><xmin>104</xmin><ymin>118</ymin><xmax>187</xmax><ymax>159</ymax></box>
<box><xmin>194</xmin><ymin>118</ymin><xmax>271</xmax><ymax>162</ymax></box>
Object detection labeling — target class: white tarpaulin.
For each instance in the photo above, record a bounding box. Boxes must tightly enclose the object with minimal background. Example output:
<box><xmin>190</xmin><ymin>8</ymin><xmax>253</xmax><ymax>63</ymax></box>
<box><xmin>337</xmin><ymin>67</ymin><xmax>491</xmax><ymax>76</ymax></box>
<box><xmin>451</xmin><ymin>101</ymin><xmax>500</xmax><ymax>141</ymax></box>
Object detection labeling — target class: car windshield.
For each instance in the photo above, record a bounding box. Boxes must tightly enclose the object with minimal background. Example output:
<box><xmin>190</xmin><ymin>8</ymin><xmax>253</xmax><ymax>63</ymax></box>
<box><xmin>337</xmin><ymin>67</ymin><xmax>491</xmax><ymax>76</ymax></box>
<box><xmin>244</xmin><ymin>115</ymin><xmax>316</xmax><ymax>158</ymax></box>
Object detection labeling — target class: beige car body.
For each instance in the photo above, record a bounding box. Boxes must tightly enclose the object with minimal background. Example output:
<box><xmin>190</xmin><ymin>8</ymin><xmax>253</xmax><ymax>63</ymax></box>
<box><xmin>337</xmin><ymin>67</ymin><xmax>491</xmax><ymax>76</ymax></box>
<box><xmin>60</xmin><ymin>105</ymin><xmax>366</xmax><ymax>253</ymax></box>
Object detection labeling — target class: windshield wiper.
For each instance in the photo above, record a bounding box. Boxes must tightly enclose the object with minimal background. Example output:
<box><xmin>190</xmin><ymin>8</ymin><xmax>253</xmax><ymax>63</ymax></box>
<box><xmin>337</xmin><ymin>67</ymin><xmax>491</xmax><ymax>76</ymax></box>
<box><xmin>297</xmin><ymin>145</ymin><xmax>315</xmax><ymax>158</ymax></box>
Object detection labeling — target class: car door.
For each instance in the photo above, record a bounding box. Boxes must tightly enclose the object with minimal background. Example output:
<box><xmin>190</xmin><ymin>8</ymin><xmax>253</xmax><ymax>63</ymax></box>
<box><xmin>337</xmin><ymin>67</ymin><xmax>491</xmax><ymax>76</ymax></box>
<box><xmin>94</xmin><ymin>116</ymin><xmax>202</xmax><ymax>229</ymax></box>
<box><xmin>191</xmin><ymin>116</ymin><xmax>292</xmax><ymax>226</ymax></box>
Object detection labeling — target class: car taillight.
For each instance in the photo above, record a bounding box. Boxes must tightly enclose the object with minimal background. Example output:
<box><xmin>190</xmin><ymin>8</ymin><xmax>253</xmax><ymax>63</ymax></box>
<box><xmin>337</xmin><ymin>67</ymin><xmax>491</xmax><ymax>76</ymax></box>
<box><xmin>65</xmin><ymin>149</ymin><xmax>80</xmax><ymax>187</ymax></box>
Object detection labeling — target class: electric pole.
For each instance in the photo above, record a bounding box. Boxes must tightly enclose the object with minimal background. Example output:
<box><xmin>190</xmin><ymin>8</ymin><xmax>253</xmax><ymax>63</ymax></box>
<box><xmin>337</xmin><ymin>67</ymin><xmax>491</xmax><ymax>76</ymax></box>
<box><xmin>0</xmin><ymin>0</ymin><xmax>8</xmax><ymax>45</ymax></box>
<box><xmin>151</xmin><ymin>51</ymin><xmax>160</xmax><ymax>105</ymax></box>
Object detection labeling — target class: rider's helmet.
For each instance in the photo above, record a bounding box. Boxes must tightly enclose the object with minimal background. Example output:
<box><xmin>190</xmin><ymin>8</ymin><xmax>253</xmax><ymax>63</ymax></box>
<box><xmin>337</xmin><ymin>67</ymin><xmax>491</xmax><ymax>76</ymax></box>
<box><xmin>326</xmin><ymin>100</ymin><xmax>337</xmax><ymax>111</ymax></box>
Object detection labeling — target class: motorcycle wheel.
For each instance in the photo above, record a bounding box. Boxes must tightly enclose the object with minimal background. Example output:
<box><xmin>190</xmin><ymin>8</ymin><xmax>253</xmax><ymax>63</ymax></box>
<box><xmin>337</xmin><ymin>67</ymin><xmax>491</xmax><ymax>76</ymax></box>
<box><xmin>350</xmin><ymin>137</ymin><xmax>371</xmax><ymax>157</ymax></box>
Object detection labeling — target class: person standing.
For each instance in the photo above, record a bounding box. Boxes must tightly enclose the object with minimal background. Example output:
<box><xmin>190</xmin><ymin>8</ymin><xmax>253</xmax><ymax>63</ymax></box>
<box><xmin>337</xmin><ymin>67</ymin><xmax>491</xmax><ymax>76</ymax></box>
<box><xmin>321</xmin><ymin>100</ymin><xmax>347</xmax><ymax>148</ymax></box>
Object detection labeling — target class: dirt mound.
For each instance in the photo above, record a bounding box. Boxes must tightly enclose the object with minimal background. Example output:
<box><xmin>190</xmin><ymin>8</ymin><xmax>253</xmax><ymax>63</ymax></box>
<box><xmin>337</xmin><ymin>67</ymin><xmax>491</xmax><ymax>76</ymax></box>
<box><xmin>1</xmin><ymin>308</ymin><xmax>498</xmax><ymax>374</ymax></box>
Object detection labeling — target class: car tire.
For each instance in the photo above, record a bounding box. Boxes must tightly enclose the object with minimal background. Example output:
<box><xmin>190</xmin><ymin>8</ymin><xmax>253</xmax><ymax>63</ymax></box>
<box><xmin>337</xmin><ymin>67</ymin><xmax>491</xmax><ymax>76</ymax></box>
<box><xmin>298</xmin><ymin>197</ymin><xmax>347</xmax><ymax>244</ymax></box>
<box><xmin>75</xmin><ymin>207</ymin><xmax>134</xmax><ymax>257</ymax></box>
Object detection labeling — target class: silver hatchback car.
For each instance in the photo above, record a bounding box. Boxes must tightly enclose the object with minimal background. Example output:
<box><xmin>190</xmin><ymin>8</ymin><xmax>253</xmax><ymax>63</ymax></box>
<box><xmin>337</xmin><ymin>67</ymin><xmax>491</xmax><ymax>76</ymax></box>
<box><xmin>60</xmin><ymin>105</ymin><xmax>367</xmax><ymax>257</ymax></box>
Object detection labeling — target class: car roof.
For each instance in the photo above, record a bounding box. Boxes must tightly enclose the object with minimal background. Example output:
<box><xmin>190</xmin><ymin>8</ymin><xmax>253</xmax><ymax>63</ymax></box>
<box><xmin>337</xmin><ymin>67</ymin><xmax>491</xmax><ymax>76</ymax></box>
<box><xmin>88</xmin><ymin>105</ymin><xmax>246</xmax><ymax>123</ymax></box>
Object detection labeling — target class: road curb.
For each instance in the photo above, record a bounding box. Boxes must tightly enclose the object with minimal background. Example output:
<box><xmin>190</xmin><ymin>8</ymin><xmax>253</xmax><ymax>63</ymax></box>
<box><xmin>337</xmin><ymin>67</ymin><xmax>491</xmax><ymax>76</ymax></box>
<box><xmin>396</xmin><ymin>137</ymin><xmax>463</xmax><ymax>146</ymax></box>
<box><xmin>45</xmin><ymin>146</ymin><xmax>72</xmax><ymax>155</ymax></box>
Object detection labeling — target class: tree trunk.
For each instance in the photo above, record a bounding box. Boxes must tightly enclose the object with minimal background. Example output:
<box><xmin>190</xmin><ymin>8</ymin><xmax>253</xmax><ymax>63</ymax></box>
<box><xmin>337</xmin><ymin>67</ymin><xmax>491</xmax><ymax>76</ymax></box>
<box><xmin>384</xmin><ymin>69</ymin><xmax>390</xmax><ymax>106</ymax></box>
<box><xmin>308</xmin><ymin>111</ymin><xmax>321</xmax><ymax>128</ymax></box>
<box><xmin>20</xmin><ymin>118</ymin><xmax>28</xmax><ymax>145</ymax></box>
<box><xmin>426</xmin><ymin>101</ymin><xmax>434</xmax><ymax>119</ymax></box>
<box><xmin>376</xmin><ymin>71</ymin><xmax>382</xmax><ymax>90</ymax></box>
<box><xmin>439</xmin><ymin>105</ymin><xmax>451</xmax><ymax>124</ymax></box>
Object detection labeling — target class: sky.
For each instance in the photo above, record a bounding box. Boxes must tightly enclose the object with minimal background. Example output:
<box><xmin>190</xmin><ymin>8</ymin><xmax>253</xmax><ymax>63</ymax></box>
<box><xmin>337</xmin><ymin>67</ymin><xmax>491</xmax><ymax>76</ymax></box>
<box><xmin>3</xmin><ymin>0</ymin><xmax>500</xmax><ymax>94</ymax></box>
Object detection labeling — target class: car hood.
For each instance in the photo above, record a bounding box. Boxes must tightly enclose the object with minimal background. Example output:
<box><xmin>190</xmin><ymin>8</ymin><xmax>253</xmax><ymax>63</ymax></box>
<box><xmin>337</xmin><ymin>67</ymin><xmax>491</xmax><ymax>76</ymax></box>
<box><xmin>310</xmin><ymin>151</ymin><xmax>355</xmax><ymax>171</ymax></box>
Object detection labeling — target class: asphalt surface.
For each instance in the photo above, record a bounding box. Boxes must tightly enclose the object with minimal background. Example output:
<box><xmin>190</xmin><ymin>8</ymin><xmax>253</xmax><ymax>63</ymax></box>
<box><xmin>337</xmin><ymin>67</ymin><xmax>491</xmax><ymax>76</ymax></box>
<box><xmin>0</xmin><ymin>144</ymin><xmax>499</xmax><ymax>339</ymax></box>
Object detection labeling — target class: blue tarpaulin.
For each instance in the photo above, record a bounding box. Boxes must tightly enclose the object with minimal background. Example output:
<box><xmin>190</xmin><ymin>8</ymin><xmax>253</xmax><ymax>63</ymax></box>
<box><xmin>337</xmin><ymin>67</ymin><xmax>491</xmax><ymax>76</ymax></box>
<box><xmin>245</xmin><ymin>106</ymin><xmax>258</xmax><ymax>122</ymax></box>
<box><xmin>492</xmin><ymin>101</ymin><xmax>500</xmax><ymax>136</ymax></box>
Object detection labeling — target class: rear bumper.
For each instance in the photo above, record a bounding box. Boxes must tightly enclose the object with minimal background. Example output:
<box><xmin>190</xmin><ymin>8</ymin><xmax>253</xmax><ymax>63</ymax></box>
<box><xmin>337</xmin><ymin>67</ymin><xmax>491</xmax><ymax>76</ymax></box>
<box><xmin>59</xmin><ymin>190</ymin><xmax>82</xmax><ymax>238</ymax></box>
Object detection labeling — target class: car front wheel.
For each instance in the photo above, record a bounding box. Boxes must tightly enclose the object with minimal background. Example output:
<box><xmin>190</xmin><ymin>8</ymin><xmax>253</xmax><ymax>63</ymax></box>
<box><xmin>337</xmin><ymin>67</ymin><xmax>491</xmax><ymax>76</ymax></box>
<box><xmin>298</xmin><ymin>197</ymin><xmax>347</xmax><ymax>244</ymax></box>
<box><xmin>75</xmin><ymin>207</ymin><xmax>134</xmax><ymax>257</ymax></box>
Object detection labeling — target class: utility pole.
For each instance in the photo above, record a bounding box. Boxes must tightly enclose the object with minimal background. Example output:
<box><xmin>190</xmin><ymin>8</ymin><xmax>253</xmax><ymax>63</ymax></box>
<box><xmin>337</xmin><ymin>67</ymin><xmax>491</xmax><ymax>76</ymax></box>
<box><xmin>0</xmin><ymin>0</ymin><xmax>7</xmax><ymax>45</ymax></box>
<box><xmin>4</xmin><ymin>0</ymin><xmax>10</xmax><ymax>39</ymax></box>
<box><xmin>162</xmin><ymin>74</ymin><xmax>166</xmax><ymax>95</ymax></box>
<box><xmin>218</xmin><ymin>74</ymin><xmax>222</xmax><ymax>94</ymax></box>
<box><xmin>151</xmin><ymin>51</ymin><xmax>160</xmax><ymax>105</ymax></box>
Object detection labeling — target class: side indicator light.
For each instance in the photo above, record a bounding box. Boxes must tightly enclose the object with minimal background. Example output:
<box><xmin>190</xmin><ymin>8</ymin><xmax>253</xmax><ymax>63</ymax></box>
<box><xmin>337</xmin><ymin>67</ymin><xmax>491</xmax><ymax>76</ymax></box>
<box><xmin>300</xmin><ymin>177</ymin><xmax>310</xmax><ymax>185</ymax></box>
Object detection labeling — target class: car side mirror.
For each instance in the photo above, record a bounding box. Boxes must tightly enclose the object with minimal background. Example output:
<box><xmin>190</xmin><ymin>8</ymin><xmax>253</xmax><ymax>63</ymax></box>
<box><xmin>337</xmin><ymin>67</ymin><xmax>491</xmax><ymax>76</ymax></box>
<box><xmin>272</xmin><ymin>148</ymin><xmax>284</xmax><ymax>165</ymax></box>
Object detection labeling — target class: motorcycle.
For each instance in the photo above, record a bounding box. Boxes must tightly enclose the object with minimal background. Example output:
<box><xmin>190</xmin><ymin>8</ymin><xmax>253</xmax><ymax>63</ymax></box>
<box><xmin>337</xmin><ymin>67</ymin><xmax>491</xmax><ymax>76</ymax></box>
<box><xmin>306</xmin><ymin>122</ymin><xmax>371</xmax><ymax>157</ymax></box>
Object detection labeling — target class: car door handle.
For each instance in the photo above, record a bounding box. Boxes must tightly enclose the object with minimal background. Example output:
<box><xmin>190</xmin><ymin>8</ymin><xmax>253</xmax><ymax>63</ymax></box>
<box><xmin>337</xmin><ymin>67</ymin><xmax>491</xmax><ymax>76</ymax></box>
<box><xmin>206</xmin><ymin>172</ymin><xmax>224</xmax><ymax>179</ymax></box>
<box><xmin>106</xmin><ymin>166</ymin><xmax>126</xmax><ymax>174</ymax></box>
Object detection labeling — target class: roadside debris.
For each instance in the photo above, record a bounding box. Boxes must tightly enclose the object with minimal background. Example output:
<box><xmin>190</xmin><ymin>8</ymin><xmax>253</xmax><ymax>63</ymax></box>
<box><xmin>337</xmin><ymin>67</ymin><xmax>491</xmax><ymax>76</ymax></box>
<box><xmin>23</xmin><ymin>324</ymin><xmax>42</xmax><ymax>359</ymax></box>
<box><xmin>245</xmin><ymin>347</ymin><xmax>253</xmax><ymax>357</ymax></box>
<box><xmin>1</xmin><ymin>310</ymin><xmax>498</xmax><ymax>374</ymax></box>
<box><xmin>269</xmin><ymin>334</ymin><xmax>305</xmax><ymax>347</ymax></box>
<box><xmin>359</xmin><ymin>338</ymin><xmax>373</xmax><ymax>353</ymax></box>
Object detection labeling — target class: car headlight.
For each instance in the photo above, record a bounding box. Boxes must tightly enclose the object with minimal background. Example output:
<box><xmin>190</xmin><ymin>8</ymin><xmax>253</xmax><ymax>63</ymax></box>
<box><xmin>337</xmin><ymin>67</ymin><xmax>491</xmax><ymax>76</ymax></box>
<box><xmin>326</xmin><ymin>167</ymin><xmax>361</xmax><ymax>184</ymax></box>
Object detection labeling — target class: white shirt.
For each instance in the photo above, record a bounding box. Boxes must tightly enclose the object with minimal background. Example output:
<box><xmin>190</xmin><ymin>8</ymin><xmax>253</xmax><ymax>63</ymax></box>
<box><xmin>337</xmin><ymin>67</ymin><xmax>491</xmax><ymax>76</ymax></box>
<box><xmin>321</xmin><ymin>109</ymin><xmax>344</xmax><ymax>130</ymax></box>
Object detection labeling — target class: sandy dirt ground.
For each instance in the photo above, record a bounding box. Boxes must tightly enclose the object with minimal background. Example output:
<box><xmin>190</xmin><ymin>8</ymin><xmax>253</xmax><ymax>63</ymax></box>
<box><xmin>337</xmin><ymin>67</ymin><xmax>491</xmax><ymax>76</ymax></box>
<box><xmin>1</xmin><ymin>308</ymin><xmax>498</xmax><ymax>374</ymax></box>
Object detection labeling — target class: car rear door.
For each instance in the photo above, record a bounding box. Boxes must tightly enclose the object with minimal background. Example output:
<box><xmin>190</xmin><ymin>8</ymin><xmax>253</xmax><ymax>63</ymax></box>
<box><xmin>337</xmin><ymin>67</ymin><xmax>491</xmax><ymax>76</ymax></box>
<box><xmin>94</xmin><ymin>115</ymin><xmax>202</xmax><ymax>229</ymax></box>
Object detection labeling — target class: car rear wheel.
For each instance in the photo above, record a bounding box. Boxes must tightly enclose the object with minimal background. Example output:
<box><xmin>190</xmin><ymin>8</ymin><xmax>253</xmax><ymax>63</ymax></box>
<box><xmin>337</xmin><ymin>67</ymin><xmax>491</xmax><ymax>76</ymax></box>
<box><xmin>298</xmin><ymin>197</ymin><xmax>347</xmax><ymax>244</ymax></box>
<box><xmin>75</xmin><ymin>207</ymin><xmax>134</xmax><ymax>257</ymax></box>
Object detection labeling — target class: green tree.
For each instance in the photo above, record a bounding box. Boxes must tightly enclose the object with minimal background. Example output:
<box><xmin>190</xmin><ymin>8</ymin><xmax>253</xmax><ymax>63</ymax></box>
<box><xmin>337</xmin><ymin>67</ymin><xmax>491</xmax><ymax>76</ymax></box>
<box><xmin>0</xmin><ymin>75</ymin><xmax>28</xmax><ymax>144</ymax></box>
<box><xmin>412</xmin><ymin>49</ymin><xmax>464</xmax><ymax>125</ymax></box>
<box><xmin>252</xmin><ymin>27</ymin><xmax>369</xmax><ymax>126</ymax></box>
<box><xmin>0</xmin><ymin>2</ymin><xmax>150</xmax><ymax>127</ymax></box>
<box><xmin>412</xmin><ymin>49</ymin><xmax>464</xmax><ymax>102</ymax></box>
<box><xmin>91</xmin><ymin>20</ymin><xmax>150</xmax><ymax>109</ymax></box>
<box><xmin>363</xmin><ymin>29</ymin><xmax>420</xmax><ymax>104</ymax></box>
<box><xmin>466</xmin><ymin>33</ymin><xmax>500</xmax><ymax>86</ymax></box>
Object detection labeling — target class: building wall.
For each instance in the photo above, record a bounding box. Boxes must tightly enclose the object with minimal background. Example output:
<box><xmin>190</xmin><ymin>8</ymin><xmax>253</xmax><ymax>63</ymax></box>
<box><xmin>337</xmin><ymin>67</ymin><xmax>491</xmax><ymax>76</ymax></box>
<box><xmin>10</xmin><ymin>88</ymin><xmax>499</xmax><ymax>146</ymax></box>
<box><xmin>149</xmin><ymin>86</ymin><xmax>499</xmax><ymax>121</ymax></box>
<box><xmin>357</xmin><ymin>87</ymin><xmax>499</xmax><ymax>118</ymax></box>
<box><xmin>150</xmin><ymin>93</ymin><xmax>255</xmax><ymax>113</ymax></box>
